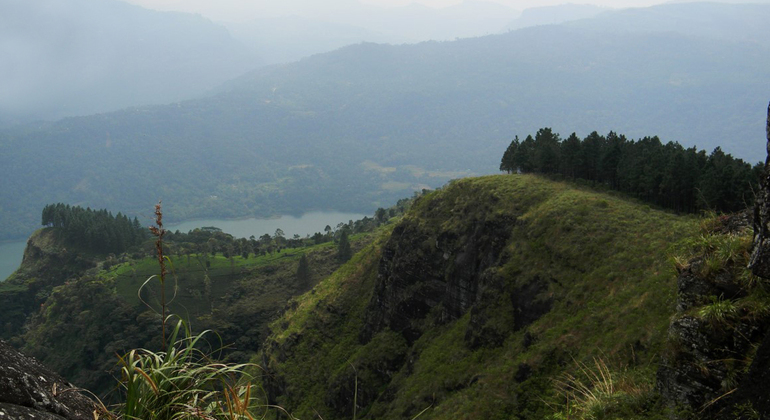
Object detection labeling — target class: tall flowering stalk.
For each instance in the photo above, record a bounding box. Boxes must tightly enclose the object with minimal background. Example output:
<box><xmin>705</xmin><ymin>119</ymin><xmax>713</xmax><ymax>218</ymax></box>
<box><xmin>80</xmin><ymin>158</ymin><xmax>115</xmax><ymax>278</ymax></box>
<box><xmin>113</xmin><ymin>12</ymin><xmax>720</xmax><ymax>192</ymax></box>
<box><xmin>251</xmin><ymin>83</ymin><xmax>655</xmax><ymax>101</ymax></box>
<box><xmin>148</xmin><ymin>201</ymin><xmax>168</xmax><ymax>351</ymax></box>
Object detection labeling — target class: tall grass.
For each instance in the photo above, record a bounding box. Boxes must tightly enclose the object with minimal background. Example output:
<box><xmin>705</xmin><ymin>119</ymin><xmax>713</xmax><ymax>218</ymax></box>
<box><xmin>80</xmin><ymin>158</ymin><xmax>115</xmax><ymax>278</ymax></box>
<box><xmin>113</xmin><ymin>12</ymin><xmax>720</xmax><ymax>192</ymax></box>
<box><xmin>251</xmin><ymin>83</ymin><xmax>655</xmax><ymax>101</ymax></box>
<box><xmin>110</xmin><ymin>203</ymin><xmax>293</xmax><ymax>420</ymax></box>
<box><xmin>115</xmin><ymin>320</ymin><xmax>271</xmax><ymax>420</ymax></box>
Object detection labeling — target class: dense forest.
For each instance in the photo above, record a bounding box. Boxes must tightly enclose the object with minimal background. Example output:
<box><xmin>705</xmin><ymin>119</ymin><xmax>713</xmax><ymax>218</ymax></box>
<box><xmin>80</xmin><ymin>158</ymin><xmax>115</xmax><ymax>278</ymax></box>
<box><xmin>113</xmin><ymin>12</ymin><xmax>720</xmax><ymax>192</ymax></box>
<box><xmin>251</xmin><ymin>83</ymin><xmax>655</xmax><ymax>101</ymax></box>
<box><xmin>500</xmin><ymin>129</ymin><xmax>762</xmax><ymax>213</ymax></box>
<box><xmin>41</xmin><ymin>203</ymin><xmax>147</xmax><ymax>254</ymax></box>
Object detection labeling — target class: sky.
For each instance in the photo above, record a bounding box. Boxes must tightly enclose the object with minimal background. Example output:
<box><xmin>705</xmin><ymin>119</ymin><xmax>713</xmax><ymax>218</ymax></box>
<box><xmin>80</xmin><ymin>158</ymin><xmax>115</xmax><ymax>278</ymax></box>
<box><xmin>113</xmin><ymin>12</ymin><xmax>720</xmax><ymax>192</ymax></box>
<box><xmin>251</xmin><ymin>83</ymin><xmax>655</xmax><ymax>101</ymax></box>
<box><xmin>122</xmin><ymin>0</ymin><xmax>679</xmax><ymax>22</ymax></box>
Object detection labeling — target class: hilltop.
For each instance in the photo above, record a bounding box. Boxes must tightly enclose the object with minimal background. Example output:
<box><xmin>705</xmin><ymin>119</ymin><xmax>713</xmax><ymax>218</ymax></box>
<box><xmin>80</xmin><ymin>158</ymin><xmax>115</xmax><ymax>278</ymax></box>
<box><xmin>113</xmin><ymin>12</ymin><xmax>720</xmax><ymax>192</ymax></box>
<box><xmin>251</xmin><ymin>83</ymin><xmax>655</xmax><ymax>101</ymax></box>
<box><xmin>252</xmin><ymin>171</ymin><xmax>770</xmax><ymax>419</ymax></box>
<box><xmin>257</xmin><ymin>174</ymin><xmax>703</xmax><ymax>418</ymax></box>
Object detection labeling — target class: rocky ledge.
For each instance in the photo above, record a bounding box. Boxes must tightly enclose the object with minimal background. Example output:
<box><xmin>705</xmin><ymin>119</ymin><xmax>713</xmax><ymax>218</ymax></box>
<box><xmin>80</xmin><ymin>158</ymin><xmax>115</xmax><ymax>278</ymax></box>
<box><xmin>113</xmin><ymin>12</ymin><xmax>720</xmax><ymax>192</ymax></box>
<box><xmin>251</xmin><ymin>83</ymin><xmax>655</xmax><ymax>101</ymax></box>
<box><xmin>0</xmin><ymin>340</ymin><xmax>98</xmax><ymax>420</ymax></box>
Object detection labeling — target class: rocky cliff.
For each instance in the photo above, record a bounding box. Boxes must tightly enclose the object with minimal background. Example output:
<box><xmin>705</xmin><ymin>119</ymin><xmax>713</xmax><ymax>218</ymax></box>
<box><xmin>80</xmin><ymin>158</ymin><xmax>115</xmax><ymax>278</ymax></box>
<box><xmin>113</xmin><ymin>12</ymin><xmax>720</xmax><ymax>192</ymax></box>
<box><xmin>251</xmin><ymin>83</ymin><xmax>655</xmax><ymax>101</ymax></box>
<box><xmin>656</xmin><ymin>102</ymin><xmax>770</xmax><ymax>419</ymax></box>
<box><xmin>0</xmin><ymin>229</ymin><xmax>96</xmax><ymax>341</ymax></box>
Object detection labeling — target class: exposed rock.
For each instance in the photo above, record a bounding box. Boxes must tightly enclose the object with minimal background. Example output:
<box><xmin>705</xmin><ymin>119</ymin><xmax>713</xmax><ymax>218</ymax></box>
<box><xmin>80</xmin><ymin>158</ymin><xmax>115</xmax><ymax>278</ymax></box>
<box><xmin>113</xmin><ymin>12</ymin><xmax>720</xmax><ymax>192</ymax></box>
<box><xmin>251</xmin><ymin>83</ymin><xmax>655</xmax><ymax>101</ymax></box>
<box><xmin>360</xmin><ymin>212</ymin><xmax>519</xmax><ymax>345</ymax></box>
<box><xmin>676</xmin><ymin>258</ymin><xmax>746</xmax><ymax>312</ymax></box>
<box><xmin>733</xmin><ymin>102</ymin><xmax>770</xmax><ymax>418</ymax></box>
<box><xmin>734</xmin><ymin>330</ymin><xmax>770</xmax><ymax>417</ymax></box>
<box><xmin>661</xmin><ymin>102</ymin><xmax>770</xmax><ymax>418</ymax></box>
<box><xmin>0</xmin><ymin>340</ymin><xmax>99</xmax><ymax>420</ymax></box>
<box><xmin>658</xmin><ymin>247</ymin><xmax>768</xmax><ymax>415</ymax></box>
<box><xmin>749</xmin><ymin>102</ymin><xmax>770</xmax><ymax>278</ymax></box>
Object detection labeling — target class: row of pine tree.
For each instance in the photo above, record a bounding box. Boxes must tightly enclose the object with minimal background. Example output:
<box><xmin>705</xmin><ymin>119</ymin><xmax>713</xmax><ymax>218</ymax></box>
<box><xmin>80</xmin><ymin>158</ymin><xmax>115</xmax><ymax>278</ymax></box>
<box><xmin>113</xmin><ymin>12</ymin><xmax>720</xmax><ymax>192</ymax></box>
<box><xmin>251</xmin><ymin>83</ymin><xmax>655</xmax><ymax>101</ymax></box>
<box><xmin>500</xmin><ymin>128</ymin><xmax>762</xmax><ymax>213</ymax></box>
<box><xmin>41</xmin><ymin>203</ymin><xmax>147</xmax><ymax>254</ymax></box>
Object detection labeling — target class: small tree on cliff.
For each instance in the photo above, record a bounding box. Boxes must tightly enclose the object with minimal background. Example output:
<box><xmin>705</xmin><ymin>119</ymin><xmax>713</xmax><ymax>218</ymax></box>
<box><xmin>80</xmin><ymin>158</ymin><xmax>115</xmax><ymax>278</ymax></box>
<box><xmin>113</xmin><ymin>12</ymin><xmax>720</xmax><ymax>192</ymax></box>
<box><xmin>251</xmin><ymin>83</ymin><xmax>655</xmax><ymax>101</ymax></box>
<box><xmin>296</xmin><ymin>254</ymin><xmax>311</xmax><ymax>283</ymax></box>
<box><xmin>337</xmin><ymin>230</ymin><xmax>352</xmax><ymax>263</ymax></box>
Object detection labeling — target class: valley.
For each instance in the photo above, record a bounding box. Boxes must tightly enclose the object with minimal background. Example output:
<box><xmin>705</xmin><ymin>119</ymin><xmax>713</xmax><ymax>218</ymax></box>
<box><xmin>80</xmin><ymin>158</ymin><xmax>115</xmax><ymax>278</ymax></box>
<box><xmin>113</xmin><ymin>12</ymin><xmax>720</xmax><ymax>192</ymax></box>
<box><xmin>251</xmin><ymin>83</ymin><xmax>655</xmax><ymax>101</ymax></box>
<box><xmin>2</xmin><ymin>1</ymin><xmax>770</xmax><ymax>418</ymax></box>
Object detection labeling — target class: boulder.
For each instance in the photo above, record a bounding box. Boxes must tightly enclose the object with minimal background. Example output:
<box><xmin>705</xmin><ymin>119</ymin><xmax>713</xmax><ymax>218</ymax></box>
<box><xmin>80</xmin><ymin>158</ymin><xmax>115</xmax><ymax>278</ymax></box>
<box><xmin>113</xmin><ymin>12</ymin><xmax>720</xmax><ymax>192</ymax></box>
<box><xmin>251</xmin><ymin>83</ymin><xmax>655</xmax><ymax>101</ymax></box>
<box><xmin>0</xmin><ymin>340</ymin><xmax>98</xmax><ymax>420</ymax></box>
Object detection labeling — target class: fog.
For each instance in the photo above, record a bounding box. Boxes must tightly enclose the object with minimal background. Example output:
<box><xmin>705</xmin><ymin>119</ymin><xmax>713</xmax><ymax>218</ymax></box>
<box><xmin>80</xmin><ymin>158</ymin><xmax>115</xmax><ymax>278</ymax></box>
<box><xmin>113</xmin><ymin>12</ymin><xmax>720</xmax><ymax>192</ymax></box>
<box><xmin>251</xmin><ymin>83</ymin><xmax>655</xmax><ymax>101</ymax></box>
<box><xmin>2</xmin><ymin>0</ymin><xmax>770</xmax><ymax>125</ymax></box>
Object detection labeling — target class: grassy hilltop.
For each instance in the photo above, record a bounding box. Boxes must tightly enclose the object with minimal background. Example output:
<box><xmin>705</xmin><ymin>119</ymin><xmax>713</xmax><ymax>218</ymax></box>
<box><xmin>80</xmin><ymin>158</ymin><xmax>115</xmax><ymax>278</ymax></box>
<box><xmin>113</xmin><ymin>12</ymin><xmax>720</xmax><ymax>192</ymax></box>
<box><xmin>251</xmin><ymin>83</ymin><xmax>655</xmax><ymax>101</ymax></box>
<box><xmin>256</xmin><ymin>174</ymin><xmax>708</xmax><ymax>419</ymax></box>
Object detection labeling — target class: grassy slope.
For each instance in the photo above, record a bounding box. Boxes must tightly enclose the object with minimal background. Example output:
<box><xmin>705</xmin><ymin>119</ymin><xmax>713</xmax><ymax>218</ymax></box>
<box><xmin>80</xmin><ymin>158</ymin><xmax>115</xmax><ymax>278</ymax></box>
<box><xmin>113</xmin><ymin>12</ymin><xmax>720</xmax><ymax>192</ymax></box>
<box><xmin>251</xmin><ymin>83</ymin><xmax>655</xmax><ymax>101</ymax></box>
<box><xmin>17</xmin><ymin>233</ymin><xmax>376</xmax><ymax>397</ymax></box>
<box><xmin>258</xmin><ymin>174</ymin><xmax>700</xmax><ymax>419</ymax></box>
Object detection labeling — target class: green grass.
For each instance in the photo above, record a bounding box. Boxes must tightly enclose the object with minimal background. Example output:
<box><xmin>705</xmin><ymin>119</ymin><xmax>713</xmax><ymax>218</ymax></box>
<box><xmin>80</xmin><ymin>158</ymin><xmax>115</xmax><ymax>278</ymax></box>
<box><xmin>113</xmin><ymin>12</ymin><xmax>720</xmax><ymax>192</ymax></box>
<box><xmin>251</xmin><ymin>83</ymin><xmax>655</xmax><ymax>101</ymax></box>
<box><xmin>256</xmin><ymin>174</ymin><xmax>703</xmax><ymax>419</ymax></box>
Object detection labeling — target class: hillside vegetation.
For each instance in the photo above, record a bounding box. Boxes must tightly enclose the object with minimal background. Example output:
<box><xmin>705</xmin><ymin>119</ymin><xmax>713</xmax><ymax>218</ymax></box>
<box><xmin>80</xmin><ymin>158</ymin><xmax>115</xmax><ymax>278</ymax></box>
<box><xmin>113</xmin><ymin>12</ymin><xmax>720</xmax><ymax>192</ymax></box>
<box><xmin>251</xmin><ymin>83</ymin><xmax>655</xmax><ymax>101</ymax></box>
<box><xmin>257</xmin><ymin>174</ymin><xmax>702</xmax><ymax>419</ymax></box>
<box><xmin>1</xmin><ymin>211</ymin><xmax>387</xmax><ymax>397</ymax></box>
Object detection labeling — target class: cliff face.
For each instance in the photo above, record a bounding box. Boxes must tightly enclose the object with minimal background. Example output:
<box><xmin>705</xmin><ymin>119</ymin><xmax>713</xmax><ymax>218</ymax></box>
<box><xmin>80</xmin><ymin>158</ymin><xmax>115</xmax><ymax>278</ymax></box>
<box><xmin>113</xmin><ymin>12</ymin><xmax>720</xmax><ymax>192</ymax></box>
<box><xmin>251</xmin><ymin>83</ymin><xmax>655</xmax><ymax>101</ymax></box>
<box><xmin>360</xmin><ymin>202</ymin><xmax>525</xmax><ymax>346</ymax></box>
<box><xmin>0</xmin><ymin>229</ymin><xmax>95</xmax><ymax>341</ymax></box>
<box><xmin>259</xmin><ymin>175</ymin><xmax>699</xmax><ymax>419</ymax></box>
<box><xmin>656</xmin><ymin>102</ymin><xmax>770</xmax><ymax>418</ymax></box>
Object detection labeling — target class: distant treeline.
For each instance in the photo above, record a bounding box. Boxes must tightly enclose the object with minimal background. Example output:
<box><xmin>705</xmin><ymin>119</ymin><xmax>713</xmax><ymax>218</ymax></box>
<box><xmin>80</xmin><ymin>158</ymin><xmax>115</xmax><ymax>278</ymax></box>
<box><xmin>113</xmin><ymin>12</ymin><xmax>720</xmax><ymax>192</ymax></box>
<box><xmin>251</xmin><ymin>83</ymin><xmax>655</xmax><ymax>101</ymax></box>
<box><xmin>500</xmin><ymin>129</ymin><xmax>762</xmax><ymax>213</ymax></box>
<box><xmin>41</xmin><ymin>203</ymin><xmax>147</xmax><ymax>254</ymax></box>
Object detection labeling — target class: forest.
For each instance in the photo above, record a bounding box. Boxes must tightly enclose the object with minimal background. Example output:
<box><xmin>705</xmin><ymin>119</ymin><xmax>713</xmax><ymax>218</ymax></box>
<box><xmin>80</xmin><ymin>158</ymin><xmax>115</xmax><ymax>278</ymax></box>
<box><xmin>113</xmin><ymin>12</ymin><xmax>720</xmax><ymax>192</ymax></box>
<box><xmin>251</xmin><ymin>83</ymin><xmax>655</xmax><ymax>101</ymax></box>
<box><xmin>500</xmin><ymin>128</ymin><xmax>762</xmax><ymax>213</ymax></box>
<box><xmin>40</xmin><ymin>203</ymin><xmax>147</xmax><ymax>254</ymax></box>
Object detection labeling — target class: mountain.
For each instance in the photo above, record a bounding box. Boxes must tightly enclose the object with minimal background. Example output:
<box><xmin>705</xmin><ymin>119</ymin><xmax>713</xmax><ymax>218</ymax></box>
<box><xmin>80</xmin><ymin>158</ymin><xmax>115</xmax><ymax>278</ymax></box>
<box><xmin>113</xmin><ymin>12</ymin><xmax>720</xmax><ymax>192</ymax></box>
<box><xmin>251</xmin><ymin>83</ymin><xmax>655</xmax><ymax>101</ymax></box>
<box><xmin>1</xmin><ymin>2</ymin><xmax>768</xmax><ymax>240</ymax></box>
<box><xmin>224</xmin><ymin>1</ymin><xmax>519</xmax><ymax>65</ymax></box>
<box><xmin>0</xmin><ymin>0</ymin><xmax>260</xmax><ymax>126</ymax></box>
<box><xmin>226</xmin><ymin>16</ymin><xmax>392</xmax><ymax>65</ymax></box>
<box><xmin>256</xmin><ymin>173</ymin><xmax>769</xmax><ymax>419</ymax></box>
<box><xmin>503</xmin><ymin>3</ymin><xmax>608</xmax><ymax>31</ymax></box>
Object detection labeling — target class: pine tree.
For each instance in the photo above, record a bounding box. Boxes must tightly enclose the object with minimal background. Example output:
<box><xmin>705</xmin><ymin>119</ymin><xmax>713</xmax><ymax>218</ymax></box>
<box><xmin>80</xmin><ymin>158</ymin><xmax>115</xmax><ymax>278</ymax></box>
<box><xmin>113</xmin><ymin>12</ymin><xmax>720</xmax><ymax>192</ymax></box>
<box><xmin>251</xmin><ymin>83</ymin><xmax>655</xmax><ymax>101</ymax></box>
<box><xmin>296</xmin><ymin>254</ymin><xmax>311</xmax><ymax>283</ymax></box>
<box><xmin>337</xmin><ymin>230</ymin><xmax>352</xmax><ymax>263</ymax></box>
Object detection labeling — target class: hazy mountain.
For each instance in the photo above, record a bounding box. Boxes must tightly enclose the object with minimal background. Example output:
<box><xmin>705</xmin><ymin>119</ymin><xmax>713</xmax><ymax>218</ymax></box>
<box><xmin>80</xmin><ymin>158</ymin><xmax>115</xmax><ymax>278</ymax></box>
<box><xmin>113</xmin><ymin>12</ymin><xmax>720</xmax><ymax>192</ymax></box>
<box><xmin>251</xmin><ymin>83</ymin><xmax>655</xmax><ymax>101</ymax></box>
<box><xmin>223</xmin><ymin>1</ymin><xmax>519</xmax><ymax>65</ymax></box>
<box><xmin>503</xmin><ymin>3</ymin><xmax>608</xmax><ymax>31</ymax></box>
<box><xmin>0</xmin><ymin>0</ymin><xmax>261</xmax><ymax>126</ymax></box>
<box><xmin>226</xmin><ymin>16</ymin><xmax>393</xmax><ymax>65</ymax></box>
<box><xmin>567</xmin><ymin>1</ymin><xmax>770</xmax><ymax>41</ymax></box>
<box><xmin>0</xmin><ymin>2</ymin><xmax>768</xmax><ymax>241</ymax></box>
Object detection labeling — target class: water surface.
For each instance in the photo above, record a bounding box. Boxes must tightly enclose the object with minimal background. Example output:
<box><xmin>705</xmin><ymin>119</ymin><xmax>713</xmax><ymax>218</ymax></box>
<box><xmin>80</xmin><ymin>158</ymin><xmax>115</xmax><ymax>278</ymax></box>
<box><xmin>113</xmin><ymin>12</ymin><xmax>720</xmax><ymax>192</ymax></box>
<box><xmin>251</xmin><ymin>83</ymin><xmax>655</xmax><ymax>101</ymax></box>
<box><xmin>0</xmin><ymin>240</ymin><xmax>27</xmax><ymax>282</ymax></box>
<box><xmin>166</xmin><ymin>211</ymin><xmax>368</xmax><ymax>239</ymax></box>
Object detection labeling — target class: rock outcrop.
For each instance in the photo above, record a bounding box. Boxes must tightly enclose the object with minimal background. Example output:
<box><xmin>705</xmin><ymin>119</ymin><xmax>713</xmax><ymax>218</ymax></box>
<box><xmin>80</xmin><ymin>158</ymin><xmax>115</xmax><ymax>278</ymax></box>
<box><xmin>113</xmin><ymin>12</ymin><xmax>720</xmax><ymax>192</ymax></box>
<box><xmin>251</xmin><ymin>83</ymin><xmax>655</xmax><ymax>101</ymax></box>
<box><xmin>657</xmin><ymin>233</ymin><xmax>768</xmax><ymax>415</ymax></box>
<box><xmin>360</xmin><ymin>211</ymin><xmax>519</xmax><ymax>345</ymax></box>
<box><xmin>660</xmin><ymin>102</ymin><xmax>770</xmax><ymax>418</ymax></box>
<box><xmin>733</xmin><ymin>101</ymin><xmax>770</xmax><ymax>418</ymax></box>
<box><xmin>749</xmin><ymin>101</ymin><xmax>770</xmax><ymax>277</ymax></box>
<box><xmin>0</xmin><ymin>229</ymin><xmax>95</xmax><ymax>341</ymax></box>
<box><xmin>0</xmin><ymin>339</ymin><xmax>99</xmax><ymax>420</ymax></box>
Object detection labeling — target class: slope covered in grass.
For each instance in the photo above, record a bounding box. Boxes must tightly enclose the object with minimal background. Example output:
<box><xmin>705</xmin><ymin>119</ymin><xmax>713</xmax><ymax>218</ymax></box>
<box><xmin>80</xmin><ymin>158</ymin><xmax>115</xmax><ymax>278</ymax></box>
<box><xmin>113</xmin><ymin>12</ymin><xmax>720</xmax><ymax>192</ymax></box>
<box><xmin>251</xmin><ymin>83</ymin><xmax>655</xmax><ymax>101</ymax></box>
<box><xmin>258</xmin><ymin>174</ymin><xmax>700</xmax><ymax>419</ymax></box>
<box><xmin>13</xmin><ymin>229</ymin><xmax>377</xmax><ymax>398</ymax></box>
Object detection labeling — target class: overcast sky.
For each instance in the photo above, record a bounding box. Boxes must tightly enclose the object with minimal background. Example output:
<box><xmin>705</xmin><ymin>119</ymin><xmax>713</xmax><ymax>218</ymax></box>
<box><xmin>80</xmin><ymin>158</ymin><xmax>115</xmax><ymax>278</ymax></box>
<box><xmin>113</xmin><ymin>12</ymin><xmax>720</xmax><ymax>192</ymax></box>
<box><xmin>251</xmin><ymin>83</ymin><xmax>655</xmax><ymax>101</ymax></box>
<box><xmin>122</xmin><ymin>0</ymin><xmax>680</xmax><ymax>22</ymax></box>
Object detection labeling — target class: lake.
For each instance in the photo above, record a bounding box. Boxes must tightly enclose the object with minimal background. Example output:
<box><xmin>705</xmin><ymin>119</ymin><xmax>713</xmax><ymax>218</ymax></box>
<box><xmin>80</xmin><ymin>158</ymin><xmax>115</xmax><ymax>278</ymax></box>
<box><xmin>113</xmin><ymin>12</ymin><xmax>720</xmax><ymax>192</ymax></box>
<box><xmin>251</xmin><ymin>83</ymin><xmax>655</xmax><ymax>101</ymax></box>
<box><xmin>0</xmin><ymin>240</ymin><xmax>27</xmax><ymax>282</ymax></box>
<box><xmin>166</xmin><ymin>211</ymin><xmax>368</xmax><ymax>239</ymax></box>
<box><xmin>0</xmin><ymin>211</ymin><xmax>369</xmax><ymax>281</ymax></box>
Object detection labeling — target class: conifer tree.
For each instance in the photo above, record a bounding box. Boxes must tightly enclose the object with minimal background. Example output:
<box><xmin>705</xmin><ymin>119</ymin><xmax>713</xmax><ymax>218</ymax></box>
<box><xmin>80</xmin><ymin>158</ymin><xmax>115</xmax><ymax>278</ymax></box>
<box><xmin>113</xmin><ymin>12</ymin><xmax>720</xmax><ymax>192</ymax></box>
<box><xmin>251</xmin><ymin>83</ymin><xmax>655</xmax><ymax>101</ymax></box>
<box><xmin>296</xmin><ymin>254</ymin><xmax>311</xmax><ymax>283</ymax></box>
<box><xmin>337</xmin><ymin>230</ymin><xmax>352</xmax><ymax>263</ymax></box>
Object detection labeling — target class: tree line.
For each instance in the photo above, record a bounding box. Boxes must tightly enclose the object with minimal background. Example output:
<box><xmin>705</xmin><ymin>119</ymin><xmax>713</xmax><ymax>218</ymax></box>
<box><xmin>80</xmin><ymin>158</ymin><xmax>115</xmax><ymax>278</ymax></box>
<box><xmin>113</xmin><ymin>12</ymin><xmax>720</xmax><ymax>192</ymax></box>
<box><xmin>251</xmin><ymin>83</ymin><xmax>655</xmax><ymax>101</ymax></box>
<box><xmin>41</xmin><ymin>203</ymin><xmax>147</xmax><ymax>254</ymax></box>
<box><xmin>500</xmin><ymin>128</ymin><xmax>762</xmax><ymax>213</ymax></box>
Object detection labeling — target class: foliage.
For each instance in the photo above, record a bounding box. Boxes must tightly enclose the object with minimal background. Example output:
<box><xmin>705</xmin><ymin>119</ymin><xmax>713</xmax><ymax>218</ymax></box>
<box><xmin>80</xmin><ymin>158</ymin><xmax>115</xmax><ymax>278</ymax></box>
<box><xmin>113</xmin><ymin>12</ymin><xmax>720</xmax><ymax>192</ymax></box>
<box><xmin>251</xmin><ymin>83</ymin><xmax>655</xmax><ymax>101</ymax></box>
<box><xmin>295</xmin><ymin>254</ymin><xmax>310</xmax><ymax>283</ymax></box>
<box><xmin>500</xmin><ymin>129</ymin><xmax>761</xmax><ymax>214</ymax></box>
<box><xmin>41</xmin><ymin>203</ymin><xmax>147</xmax><ymax>254</ymax></box>
<box><xmin>337</xmin><ymin>229</ymin><xmax>352</xmax><ymax>263</ymax></box>
<box><xmin>698</xmin><ymin>296</ymin><xmax>738</xmax><ymax>327</ymax></box>
<box><xmin>114</xmin><ymin>320</ymin><xmax>275</xmax><ymax>420</ymax></box>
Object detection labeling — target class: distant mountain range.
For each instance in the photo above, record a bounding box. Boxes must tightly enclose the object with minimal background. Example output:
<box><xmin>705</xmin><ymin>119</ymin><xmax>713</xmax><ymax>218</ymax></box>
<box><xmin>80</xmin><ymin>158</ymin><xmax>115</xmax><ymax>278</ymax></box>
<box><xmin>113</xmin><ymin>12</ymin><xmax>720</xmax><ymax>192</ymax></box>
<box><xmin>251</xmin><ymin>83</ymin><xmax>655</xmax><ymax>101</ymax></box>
<box><xmin>0</xmin><ymin>0</ymin><xmax>261</xmax><ymax>126</ymax></box>
<box><xmin>0</xmin><ymin>2</ymin><xmax>768</xmax><ymax>240</ymax></box>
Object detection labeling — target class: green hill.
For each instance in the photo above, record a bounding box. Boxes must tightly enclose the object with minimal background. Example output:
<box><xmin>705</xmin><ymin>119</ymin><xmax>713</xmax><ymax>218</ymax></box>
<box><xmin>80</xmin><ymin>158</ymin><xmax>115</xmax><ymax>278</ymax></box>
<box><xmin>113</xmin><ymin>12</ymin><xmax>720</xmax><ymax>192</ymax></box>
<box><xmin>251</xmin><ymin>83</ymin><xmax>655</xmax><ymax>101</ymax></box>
<box><xmin>257</xmin><ymin>174</ymin><xmax>705</xmax><ymax>419</ymax></box>
<box><xmin>1</xmin><ymin>220</ymin><xmax>381</xmax><ymax>397</ymax></box>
